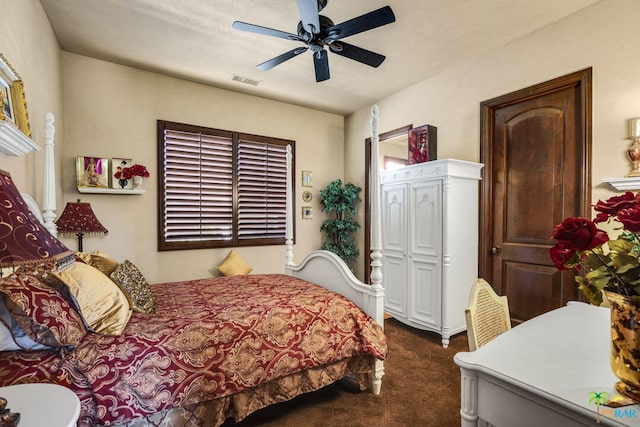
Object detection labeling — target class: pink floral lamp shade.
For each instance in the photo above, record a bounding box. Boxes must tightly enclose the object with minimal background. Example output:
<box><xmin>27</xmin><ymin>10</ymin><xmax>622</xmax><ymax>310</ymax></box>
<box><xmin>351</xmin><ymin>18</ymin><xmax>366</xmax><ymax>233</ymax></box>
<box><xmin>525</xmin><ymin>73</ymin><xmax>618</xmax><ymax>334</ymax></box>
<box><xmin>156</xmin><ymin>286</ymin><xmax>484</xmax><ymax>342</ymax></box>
<box><xmin>0</xmin><ymin>170</ymin><xmax>74</xmax><ymax>270</ymax></box>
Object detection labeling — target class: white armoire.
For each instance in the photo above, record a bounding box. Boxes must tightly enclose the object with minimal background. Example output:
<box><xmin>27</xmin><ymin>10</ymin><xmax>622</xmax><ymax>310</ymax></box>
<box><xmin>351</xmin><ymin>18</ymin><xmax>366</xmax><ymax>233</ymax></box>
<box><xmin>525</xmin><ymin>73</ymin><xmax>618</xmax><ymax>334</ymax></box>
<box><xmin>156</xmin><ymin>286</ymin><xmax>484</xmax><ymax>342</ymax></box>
<box><xmin>381</xmin><ymin>159</ymin><xmax>483</xmax><ymax>347</ymax></box>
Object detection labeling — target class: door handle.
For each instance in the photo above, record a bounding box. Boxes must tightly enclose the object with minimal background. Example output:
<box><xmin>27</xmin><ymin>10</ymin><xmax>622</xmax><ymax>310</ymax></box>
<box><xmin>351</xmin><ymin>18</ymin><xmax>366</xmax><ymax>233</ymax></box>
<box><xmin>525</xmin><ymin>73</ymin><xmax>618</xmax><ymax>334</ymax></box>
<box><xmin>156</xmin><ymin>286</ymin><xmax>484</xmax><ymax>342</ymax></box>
<box><xmin>490</xmin><ymin>245</ymin><xmax>502</xmax><ymax>255</ymax></box>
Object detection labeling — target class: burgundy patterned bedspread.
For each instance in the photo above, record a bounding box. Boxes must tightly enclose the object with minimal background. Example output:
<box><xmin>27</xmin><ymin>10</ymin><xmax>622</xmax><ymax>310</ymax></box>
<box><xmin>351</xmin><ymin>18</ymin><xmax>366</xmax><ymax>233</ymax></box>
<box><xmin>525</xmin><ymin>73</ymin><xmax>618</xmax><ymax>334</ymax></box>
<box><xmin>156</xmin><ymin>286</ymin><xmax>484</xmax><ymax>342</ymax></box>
<box><xmin>0</xmin><ymin>274</ymin><xmax>387</xmax><ymax>425</ymax></box>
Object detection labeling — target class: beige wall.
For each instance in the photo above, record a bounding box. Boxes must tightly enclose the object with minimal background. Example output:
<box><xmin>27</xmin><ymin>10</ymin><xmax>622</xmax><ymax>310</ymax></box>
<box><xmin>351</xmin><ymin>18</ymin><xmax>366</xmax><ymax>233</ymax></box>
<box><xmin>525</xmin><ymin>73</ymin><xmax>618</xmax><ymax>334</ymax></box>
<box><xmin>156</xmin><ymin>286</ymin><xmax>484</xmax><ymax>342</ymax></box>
<box><xmin>0</xmin><ymin>0</ymin><xmax>63</xmax><ymax>202</ymax></box>
<box><xmin>60</xmin><ymin>53</ymin><xmax>344</xmax><ymax>282</ymax></box>
<box><xmin>345</xmin><ymin>0</ymin><xmax>640</xmax><ymax>279</ymax></box>
<box><xmin>8</xmin><ymin>0</ymin><xmax>638</xmax><ymax>283</ymax></box>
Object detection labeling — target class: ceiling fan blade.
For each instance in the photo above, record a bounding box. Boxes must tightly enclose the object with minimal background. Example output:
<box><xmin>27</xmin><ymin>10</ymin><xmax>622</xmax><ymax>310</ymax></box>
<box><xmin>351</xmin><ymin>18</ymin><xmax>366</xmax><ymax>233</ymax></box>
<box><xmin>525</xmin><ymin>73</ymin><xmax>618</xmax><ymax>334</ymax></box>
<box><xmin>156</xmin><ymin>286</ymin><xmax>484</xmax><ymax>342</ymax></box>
<box><xmin>329</xmin><ymin>41</ymin><xmax>386</xmax><ymax>67</ymax></box>
<box><xmin>297</xmin><ymin>0</ymin><xmax>320</xmax><ymax>35</ymax></box>
<box><xmin>232</xmin><ymin>21</ymin><xmax>301</xmax><ymax>42</ymax></box>
<box><xmin>313</xmin><ymin>49</ymin><xmax>330</xmax><ymax>82</ymax></box>
<box><xmin>325</xmin><ymin>6</ymin><xmax>396</xmax><ymax>42</ymax></box>
<box><xmin>257</xmin><ymin>47</ymin><xmax>308</xmax><ymax>71</ymax></box>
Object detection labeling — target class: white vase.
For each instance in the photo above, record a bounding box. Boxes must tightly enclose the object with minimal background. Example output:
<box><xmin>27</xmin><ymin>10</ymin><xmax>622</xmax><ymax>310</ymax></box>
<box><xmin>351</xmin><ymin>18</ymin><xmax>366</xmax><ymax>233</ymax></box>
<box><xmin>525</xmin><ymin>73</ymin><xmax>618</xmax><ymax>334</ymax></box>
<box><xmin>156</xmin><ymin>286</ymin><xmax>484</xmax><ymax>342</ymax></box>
<box><xmin>133</xmin><ymin>176</ymin><xmax>144</xmax><ymax>189</ymax></box>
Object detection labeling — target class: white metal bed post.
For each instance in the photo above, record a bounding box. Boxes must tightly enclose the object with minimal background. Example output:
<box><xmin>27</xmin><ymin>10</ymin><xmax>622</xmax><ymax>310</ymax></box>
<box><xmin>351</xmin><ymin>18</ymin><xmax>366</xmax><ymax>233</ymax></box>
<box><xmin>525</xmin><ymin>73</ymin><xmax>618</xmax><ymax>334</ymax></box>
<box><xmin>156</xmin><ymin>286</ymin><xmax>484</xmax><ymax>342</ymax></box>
<box><xmin>285</xmin><ymin>144</ymin><xmax>294</xmax><ymax>273</ymax></box>
<box><xmin>42</xmin><ymin>112</ymin><xmax>57</xmax><ymax>237</ymax></box>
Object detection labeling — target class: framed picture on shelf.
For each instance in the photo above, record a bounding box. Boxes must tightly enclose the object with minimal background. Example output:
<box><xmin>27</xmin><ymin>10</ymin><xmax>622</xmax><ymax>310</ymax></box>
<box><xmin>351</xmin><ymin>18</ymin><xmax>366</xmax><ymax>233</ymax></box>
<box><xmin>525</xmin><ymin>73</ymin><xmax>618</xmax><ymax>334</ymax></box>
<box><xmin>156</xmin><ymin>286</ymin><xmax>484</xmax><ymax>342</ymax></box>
<box><xmin>112</xmin><ymin>158</ymin><xmax>133</xmax><ymax>189</ymax></box>
<box><xmin>408</xmin><ymin>124</ymin><xmax>437</xmax><ymax>165</ymax></box>
<box><xmin>0</xmin><ymin>54</ymin><xmax>31</xmax><ymax>137</ymax></box>
<box><xmin>76</xmin><ymin>156</ymin><xmax>109</xmax><ymax>188</ymax></box>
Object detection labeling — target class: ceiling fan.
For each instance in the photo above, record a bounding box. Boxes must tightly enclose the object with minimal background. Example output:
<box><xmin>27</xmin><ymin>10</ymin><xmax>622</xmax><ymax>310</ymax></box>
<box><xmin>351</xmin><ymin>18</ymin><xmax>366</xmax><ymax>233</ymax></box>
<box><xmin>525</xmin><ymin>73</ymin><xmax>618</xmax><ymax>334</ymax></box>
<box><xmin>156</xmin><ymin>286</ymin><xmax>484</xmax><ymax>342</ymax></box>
<box><xmin>232</xmin><ymin>0</ymin><xmax>396</xmax><ymax>82</ymax></box>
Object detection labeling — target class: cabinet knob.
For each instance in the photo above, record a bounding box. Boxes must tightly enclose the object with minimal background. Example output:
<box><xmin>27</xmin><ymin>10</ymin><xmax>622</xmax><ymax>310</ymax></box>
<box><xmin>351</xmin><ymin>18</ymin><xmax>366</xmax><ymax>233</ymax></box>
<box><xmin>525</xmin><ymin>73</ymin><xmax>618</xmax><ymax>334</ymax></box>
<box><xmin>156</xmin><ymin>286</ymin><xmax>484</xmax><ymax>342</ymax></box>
<box><xmin>490</xmin><ymin>246</ymin><xmax>502</xmax><ymax>255</ymax></box>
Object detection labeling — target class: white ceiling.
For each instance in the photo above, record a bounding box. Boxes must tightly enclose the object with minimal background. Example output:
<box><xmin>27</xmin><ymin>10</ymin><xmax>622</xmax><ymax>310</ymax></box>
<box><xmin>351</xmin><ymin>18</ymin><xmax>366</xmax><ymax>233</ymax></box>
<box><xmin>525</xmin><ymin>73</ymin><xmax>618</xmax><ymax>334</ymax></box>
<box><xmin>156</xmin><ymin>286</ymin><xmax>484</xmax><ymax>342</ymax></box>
<box><xmin>39</xmin><ymin>0</ymin><xmax>600</xmax><ymax>116</ymax></box>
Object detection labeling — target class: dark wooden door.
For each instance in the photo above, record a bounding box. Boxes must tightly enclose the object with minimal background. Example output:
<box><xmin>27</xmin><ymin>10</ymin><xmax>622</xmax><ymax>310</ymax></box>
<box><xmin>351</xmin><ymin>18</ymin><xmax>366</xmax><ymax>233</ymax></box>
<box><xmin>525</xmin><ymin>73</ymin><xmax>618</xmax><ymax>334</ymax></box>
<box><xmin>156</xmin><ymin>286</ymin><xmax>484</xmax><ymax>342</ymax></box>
<box><xmin>479</xmin><ymin>69</ymin><xmax>592</xmax><ymax>324</ymax></box>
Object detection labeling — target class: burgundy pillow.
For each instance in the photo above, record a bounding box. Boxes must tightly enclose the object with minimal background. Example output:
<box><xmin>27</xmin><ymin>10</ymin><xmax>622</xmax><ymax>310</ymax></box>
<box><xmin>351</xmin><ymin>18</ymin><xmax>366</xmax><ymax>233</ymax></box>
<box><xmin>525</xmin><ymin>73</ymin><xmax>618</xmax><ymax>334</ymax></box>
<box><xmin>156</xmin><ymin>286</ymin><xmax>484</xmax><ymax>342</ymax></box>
<box><xmin>0</xmin><ymin>274</ymin><xmax>87</xmax><ymax>348</ymax></box>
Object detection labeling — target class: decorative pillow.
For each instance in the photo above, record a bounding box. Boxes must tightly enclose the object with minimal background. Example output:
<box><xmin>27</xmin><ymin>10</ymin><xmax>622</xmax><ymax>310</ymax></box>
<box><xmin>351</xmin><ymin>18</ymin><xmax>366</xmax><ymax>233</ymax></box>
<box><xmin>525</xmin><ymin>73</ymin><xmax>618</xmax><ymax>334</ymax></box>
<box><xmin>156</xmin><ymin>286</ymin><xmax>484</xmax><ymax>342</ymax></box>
<box><xmin>76</xmin><ymin>250</ymin><xmax>119</xmax><ymax>276</ymax></box>
<box><xmin>217</xmin><ymin>250</ymin><xmax>252</xmax><ymax>276</ymax></box>
<box><xmin>0</xmin><ymin>275</ymin><xmax>87</xmax><ymax>348</ymax></box>
<box><xmin>51</xmin><ymin>262</ymin><xmax>131</xmax><ymax>335</ymax></box>
<box><xmin>0</xmin><ymin>313</ymin><xmax>18</xmax><ymax>351</ymax></box>
<box><xmin>0</xmin><ymin>297</ymin><xmax>50</xmax><ymax>351</ymax></box>
<box><xmin>109</xmin><ymin>260</ymin><xmax>155</xmax><ymax>314</ymax></box>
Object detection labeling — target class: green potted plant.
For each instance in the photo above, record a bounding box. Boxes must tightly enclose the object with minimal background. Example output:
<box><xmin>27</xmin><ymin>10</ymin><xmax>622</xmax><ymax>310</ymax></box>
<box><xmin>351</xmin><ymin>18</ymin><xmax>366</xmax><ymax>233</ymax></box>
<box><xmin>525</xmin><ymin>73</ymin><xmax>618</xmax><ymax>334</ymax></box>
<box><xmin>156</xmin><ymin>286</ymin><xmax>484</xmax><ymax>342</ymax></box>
<box><xmin>319</xmin><ymin>179</ymin><xmax>362</xmax><ymax>271</ymax></box>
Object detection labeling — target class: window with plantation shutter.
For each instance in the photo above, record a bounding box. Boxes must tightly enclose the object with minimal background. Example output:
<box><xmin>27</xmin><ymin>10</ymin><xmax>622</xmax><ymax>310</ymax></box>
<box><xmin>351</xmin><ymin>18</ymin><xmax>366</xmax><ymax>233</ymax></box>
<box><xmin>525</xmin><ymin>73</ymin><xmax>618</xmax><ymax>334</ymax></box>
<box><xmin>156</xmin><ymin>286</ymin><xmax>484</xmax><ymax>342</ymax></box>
<box><xmin>237</xmin><ymin>136</ymin><xmax>289</xmax><ymax>242</ymax></box>
<box><xmin>157</xmin><ymin>121</ymin><xmax>295</xmax><ymax>251</ymax></box>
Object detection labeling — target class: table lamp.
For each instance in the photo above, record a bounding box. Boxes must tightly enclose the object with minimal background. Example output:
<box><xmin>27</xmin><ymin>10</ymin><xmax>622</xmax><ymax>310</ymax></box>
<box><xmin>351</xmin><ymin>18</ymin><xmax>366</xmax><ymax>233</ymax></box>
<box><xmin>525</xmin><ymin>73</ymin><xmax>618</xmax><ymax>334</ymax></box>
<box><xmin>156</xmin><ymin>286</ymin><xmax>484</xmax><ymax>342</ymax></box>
<box><xmin>55</xmin><ymin>199</ymin><xmax>108</xmax><ymax>252</ymax></box>
<box><xmin>0</xmin><ymin>170</ymin><xmax>74</xmax><ymax>274</ymax></box>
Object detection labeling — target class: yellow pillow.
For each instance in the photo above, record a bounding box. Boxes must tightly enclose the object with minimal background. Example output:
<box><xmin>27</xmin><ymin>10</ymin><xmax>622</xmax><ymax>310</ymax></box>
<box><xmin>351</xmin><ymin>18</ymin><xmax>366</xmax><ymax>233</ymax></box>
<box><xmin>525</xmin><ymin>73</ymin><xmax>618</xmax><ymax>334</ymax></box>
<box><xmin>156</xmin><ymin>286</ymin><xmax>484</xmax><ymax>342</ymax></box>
<box><xmin>53</xmin><ymin>262</ymin><xmax>131</xmax><ymax>335</ymax></box>
<box><xmin>217</xmin><ymin>250</ymin><xmax>252</xmax><ymax>276</ymax></box>
<box><xmin>76</xmin><ymin>250</ymin><xmax>120</xmax><ymax>276</ymax></box>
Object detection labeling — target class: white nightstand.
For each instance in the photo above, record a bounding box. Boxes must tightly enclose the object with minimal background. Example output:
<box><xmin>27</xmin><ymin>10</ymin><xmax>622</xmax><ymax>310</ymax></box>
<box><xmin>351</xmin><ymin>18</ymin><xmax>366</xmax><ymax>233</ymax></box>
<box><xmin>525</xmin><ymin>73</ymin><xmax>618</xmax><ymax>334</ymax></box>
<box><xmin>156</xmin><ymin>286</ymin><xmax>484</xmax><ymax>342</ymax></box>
<box><xmin>0</xmin><ymin>383</ymin><xmax>80</xmax><ymax>427</ymax></box>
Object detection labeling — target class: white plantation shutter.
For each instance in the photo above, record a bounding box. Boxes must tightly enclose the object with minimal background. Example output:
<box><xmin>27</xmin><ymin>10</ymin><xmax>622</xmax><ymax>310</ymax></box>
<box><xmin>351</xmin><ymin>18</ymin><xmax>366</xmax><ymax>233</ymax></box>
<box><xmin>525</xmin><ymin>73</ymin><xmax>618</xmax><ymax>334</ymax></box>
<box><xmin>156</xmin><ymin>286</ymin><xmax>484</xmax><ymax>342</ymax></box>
<box><xmin>158</xmin><ymin>121</ymin><xmax>294</xmax><ymax>250</ymax></box>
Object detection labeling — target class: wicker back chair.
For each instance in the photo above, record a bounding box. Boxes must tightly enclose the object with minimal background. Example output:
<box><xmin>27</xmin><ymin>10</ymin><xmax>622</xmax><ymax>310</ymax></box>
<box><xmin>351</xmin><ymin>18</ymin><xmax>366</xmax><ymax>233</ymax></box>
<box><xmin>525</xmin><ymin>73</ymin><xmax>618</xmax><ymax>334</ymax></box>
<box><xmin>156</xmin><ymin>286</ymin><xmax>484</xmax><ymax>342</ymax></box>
<box><xmin>465</xmin><ymin>278</ymin><xmax>512</xmax><ymax>351</ymax></box>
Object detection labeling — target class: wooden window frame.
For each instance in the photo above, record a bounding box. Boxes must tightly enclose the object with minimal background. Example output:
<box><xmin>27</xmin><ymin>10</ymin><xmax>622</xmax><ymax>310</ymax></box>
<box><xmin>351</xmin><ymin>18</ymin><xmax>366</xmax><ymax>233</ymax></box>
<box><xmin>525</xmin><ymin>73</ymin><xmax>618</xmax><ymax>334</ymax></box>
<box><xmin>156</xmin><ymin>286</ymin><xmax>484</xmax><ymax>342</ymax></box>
<box><xmin>157</xmin><ymin>120</ymin><xmax>296</xmax><ymax>251</ymax></box>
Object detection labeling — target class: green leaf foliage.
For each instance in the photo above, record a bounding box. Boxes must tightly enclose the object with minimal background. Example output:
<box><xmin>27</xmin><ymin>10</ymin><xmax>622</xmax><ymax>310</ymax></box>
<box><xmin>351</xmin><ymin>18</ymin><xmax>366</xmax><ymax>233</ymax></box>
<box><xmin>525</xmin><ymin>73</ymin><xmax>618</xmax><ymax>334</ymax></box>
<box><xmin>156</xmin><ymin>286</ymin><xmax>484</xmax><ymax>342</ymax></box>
<box><xmin>319</xmin><ymin>179</ymin><xmax>362</xmax><ymax>271</ymax></box>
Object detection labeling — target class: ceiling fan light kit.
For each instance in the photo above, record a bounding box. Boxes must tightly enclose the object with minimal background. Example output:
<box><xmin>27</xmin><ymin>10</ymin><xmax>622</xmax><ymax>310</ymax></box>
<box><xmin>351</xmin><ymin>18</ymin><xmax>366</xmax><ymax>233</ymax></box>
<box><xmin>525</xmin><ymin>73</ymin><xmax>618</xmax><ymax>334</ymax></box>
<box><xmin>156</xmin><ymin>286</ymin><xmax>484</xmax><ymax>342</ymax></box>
<box><xmin>232</xmin><ymin>0</ymin><xmax>395</xmax><ymax>82</ymax></box>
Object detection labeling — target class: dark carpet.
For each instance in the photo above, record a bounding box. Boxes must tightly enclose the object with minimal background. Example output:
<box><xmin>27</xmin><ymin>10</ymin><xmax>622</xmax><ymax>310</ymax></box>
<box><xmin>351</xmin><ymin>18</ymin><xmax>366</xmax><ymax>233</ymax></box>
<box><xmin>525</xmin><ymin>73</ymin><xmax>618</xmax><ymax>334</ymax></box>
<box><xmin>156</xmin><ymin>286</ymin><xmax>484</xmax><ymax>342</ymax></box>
<box><xmin>236</xmin><ymin>318</ymin><xmax>468</xmax><ymax>427</ymax></box>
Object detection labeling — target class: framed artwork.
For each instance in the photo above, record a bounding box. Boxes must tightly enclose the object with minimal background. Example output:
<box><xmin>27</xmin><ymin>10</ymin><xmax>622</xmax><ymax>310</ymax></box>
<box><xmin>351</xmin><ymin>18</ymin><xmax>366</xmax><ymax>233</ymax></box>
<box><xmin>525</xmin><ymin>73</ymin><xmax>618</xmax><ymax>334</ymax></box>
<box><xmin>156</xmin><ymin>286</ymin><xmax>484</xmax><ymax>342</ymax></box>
<box><xmin>0</xmin><ymin>54</ymin><xmax>30</xmax><ymax>138</ymax></box>
<box><xmin>302</xmin><ymin>206</ymin><xmax>313</xmax><ymax>219</ymax></box>
<box><xmin>408</xmin><ymin>124</ymin><xmax>437</xmax><ymax>165</ymax></box>
<box><xmin>76</xmin><ymin>156</ymin><xmax>109</xmax><ymax>188</ymax></box>
<box><xmin>302</xmin><ymin>170</ymin><xmax>313</xmax><ymax>187</ymax></box>
<box><xmin>302</xmin><ymin>190</ymin><xmax>313</xmax><ymax>202</ymax></box>
<box><xmin>112</xmin><ymin>158</ymin><xmax>133</xmax><ymax>189</ymax></box>
<box><xmin>0</xmin><ymin>85</ymin><xmax>12</xmax><ymax>124</ymax></box>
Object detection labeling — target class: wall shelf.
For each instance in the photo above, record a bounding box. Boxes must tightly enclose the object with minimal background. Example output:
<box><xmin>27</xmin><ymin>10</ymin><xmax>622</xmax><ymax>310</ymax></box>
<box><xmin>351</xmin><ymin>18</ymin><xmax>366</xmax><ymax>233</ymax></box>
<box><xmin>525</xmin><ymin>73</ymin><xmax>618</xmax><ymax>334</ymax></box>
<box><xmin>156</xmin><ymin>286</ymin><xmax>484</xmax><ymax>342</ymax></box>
<box><xmin>77</xmin><ymin>187</ymin><xmax>145</xmax><ymax>195</ymax></box>
<box><xmin>602</xmin><ymin>177</ymin><xmax>640</xmax><ymax>191</ymax></box>
<box><xmin>0</xmin><ymin>120</ymin><xmax>39</xmax><ymax>156</ymax></box>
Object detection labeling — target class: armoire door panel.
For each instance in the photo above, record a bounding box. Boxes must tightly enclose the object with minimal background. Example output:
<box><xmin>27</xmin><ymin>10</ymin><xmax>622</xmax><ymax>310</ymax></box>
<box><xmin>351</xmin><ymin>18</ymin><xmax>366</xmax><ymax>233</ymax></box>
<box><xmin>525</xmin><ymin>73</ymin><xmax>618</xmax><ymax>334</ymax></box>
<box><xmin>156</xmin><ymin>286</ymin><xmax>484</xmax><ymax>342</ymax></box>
<box><xmin>410</xmin><ymin>181</ymin><xmax>442</xmax><ymax>258</ymax></box>
<box><xmin>409</xmin><ymin>257</ymin><xmax>441</xmax><ymax>327</ymax></box>
<box><xmin>382</xmin><ymin>185</ymin><xmax>406</xmax><ymax>252</ymax></box>
<box><xmin>383</xmin><ymin>252</ymin><xmax>407</xmax><ymax>316</ymax></box>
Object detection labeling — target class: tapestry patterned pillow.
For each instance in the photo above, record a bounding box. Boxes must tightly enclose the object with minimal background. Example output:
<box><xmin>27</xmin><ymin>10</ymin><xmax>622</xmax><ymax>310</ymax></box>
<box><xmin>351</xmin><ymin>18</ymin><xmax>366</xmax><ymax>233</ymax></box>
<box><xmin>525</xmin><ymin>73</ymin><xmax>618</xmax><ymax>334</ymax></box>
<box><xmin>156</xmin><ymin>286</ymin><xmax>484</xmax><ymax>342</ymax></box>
<box><xmin>110</xmin><ymin>260</ymin><xmax>156</xmax><ymax>314</ymax></box>
<box><xmin>0</xmin><ymin>274</ymin><xmax>87</xmax><ymax>348</ymax></box>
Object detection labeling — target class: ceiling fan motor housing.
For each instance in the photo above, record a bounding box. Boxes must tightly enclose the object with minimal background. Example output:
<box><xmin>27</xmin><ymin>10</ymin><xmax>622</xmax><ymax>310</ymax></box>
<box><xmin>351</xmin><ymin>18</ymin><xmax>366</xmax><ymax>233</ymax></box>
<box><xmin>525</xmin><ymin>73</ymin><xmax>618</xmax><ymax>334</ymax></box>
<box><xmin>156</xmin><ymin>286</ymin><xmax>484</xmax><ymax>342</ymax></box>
<box><xmin>297</xmin><ymin>15</ymin><xmax>335</xmax><ymax>45</ymax></box>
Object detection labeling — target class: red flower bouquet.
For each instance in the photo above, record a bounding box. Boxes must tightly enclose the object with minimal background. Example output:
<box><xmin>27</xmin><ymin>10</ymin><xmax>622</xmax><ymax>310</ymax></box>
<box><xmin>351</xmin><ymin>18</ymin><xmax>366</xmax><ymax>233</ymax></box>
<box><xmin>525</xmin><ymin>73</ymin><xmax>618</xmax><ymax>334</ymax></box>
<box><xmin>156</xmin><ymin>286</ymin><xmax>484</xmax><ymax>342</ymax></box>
<box><xmin>550</xmin><ymin>191</ymin><xmax>640</xmax><ymax>305</ymax></box>
<box><xmin>127</xmin><ymin>164</ymin><xmax>150</xmax><ymax>178</ymax></box>
<box><xmin>114</xmin><ymin>164</ymin><xmax>150</xmax><ymax>180</ymax></box>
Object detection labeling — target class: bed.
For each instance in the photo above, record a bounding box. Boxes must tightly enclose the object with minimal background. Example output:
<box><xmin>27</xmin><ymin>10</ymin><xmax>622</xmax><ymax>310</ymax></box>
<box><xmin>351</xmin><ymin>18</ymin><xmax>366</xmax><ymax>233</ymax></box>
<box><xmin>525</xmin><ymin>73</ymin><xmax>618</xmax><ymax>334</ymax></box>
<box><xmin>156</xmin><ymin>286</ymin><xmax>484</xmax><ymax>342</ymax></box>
<box><xmin>0</xmin><ymin>107</ymin><xmax>387</xmax><ymax>426</ymax></box>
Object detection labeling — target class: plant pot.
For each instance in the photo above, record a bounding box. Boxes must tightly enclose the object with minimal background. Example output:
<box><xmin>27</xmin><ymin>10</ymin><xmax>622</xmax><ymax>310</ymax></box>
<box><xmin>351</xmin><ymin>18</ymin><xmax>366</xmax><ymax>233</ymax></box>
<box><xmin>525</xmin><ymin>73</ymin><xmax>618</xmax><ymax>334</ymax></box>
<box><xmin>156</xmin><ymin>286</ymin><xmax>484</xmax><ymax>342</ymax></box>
<box><xmin>133</xmin><ymin>176</ymin><xmax>144</xmax><ymax>189</ymax></box>
<box><xmin>605</xmin><ymin>290</ymin><xmax>640</xmax><ymax>402</ymax></box>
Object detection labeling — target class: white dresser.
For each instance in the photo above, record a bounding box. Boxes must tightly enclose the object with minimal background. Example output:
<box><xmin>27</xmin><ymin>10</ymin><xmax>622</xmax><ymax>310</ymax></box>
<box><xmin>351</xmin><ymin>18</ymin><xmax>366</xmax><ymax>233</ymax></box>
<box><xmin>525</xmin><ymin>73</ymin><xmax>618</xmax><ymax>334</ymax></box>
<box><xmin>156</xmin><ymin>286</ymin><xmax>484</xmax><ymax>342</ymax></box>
<box><xmin>380</xmin><ymin>158</ymin><xmax>483</xmax><ymax>347</ymax></box>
